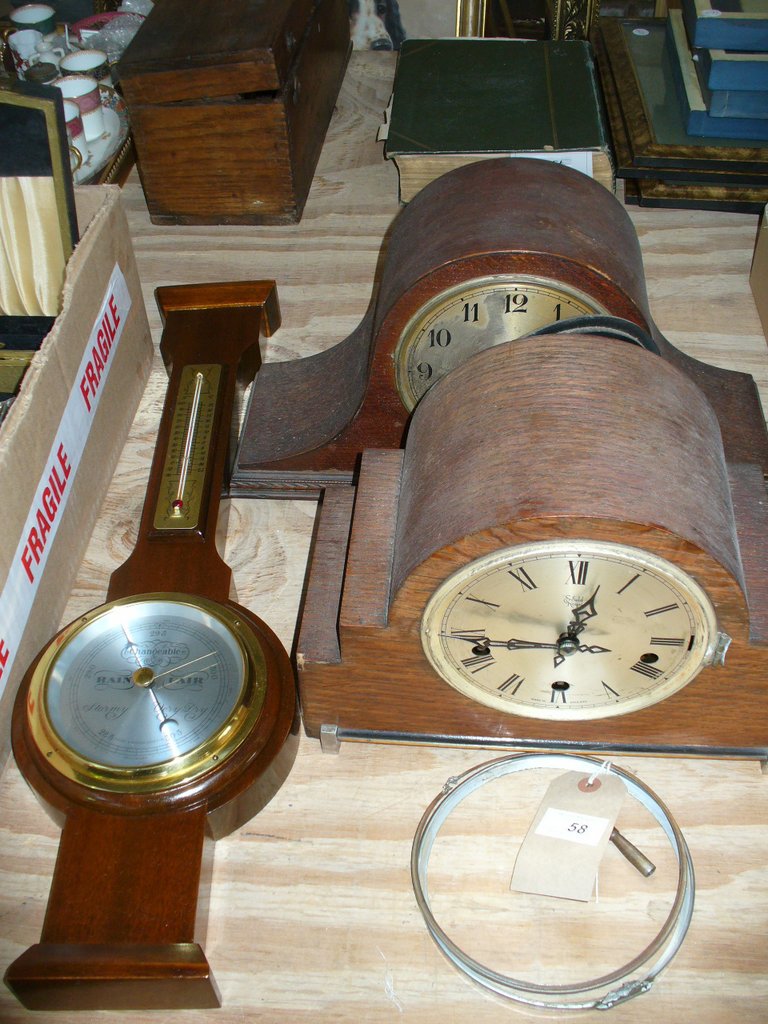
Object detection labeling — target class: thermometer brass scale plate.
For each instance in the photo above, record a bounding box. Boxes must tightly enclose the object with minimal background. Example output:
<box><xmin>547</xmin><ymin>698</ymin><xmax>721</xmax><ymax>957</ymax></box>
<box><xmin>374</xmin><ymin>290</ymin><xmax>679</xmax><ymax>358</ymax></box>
<box><xmin>239</xmin><ymin>159</ymin><xmax>768</xmax><ymax>757</ymax></box>
<box><xmin>5</xmin><ymin>282</ymin><xmax>298</xmax><ymax>1011</ymax></box>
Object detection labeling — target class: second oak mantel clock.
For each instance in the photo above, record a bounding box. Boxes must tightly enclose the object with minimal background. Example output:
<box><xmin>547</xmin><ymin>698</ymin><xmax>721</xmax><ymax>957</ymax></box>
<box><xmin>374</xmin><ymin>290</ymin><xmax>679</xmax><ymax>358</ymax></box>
<box><xmin>5</xmin><ymin>282</ymin><xmax>298</xmax><ymax>1011</ymax></box>
<box><xmin>296</xmin><ymin>326</ymin><xmax>768</xmax><ymax>758</ymax></box>
<box><xmin>232</xmin><ymin>157</ymin><xmax>768</xmax><ymax>496</ymax></box>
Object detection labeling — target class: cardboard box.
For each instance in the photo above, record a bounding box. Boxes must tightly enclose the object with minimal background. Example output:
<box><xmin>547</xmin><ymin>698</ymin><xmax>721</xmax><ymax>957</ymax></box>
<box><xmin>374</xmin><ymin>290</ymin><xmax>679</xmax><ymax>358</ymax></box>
<box><xmin>751</xmin><ymin>206</ymin><xmax>768</xmax><ymax>339</ymax></box>
<box><xmin>117</xmin><ymin>0</ymin><xmax>350</xmax><ymax>224</ymax></box>
<box><xmin>0</xmin><ymin>186</ymin><xmax>153</xmax><ymax>769</ymax></box>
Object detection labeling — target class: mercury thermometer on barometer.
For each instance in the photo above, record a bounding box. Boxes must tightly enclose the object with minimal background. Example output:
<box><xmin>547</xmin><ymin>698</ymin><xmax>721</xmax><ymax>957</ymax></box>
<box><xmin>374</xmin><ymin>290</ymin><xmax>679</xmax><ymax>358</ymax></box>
<box><xmin>154</xmin><ymin>363</ymin><xmax>221</xmax><ymax>530</ymax></box>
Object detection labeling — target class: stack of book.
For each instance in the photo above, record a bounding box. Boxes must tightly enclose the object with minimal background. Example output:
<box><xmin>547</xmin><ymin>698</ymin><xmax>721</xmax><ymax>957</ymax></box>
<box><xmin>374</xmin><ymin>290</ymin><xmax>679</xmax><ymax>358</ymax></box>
<box><xmin>595</xmin><ymin>11</ymin><xmax>768</xmax><ymax>212</ymax></box>
<box><xmin>676</xmin><ymin>0</ymin><xmax>768</xmax><ymax>139</ymax></box>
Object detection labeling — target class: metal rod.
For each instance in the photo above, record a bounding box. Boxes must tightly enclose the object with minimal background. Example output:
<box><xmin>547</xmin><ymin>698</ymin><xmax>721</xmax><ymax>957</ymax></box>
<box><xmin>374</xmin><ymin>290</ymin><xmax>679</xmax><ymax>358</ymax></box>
<box><xmin>610</xmin><ymin>827</ymin><xmax>657</xmax><ymax>877</ymax></box>
<box><xmin>455</xmin><ymin>0</ymin><xmax>487</xmax><ymax>37</ymax></box>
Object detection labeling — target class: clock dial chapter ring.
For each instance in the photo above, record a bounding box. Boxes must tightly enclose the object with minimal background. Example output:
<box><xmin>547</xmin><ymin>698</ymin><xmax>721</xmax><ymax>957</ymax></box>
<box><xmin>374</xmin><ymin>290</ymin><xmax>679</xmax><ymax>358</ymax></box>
<box><xmin>26</xmin><ymin>593</ymin><xmax>272</xmax><ymax>796</ymax></box>
<box><xmin>393</xmin><ymin>274</ymin><xmax>607</xmax><ymax>410</ymax></box>
<box><xmin>371</xmin><ymin>250</ymin><xmax>652</xmax><ymax>417</ymax></box>
<box><xmin>420</xmin><ymin>540</ymin><xmax>722</xmax><ymax>721</ymax></box>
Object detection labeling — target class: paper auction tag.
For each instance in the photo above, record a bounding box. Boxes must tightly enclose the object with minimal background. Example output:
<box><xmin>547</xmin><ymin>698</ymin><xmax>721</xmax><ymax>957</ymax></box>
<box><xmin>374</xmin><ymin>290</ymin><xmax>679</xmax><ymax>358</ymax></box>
<box><xmin>511</xmin><ymin>769</ymin><xmax>627</xmax><ymax>902</ymax></box>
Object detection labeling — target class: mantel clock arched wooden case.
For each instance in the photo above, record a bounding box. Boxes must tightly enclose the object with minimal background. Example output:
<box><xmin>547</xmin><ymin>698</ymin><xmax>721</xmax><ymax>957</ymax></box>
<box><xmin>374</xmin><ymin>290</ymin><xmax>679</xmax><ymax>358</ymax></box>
<box><xmin>290</xmin><ymin>165</ymin><xmax>768</xmax><ymax>757</ymax></box>
<box><xmin>233</xmin><ymin>158</ymin><xmax>660</xmax><ymax>494</ymax></box>
<box><xmin>233</xmin><ymin>158</ymin><xmax>768</xmax><ymax>500</ymax></box>
<box><xmin>5</xmin><ymin>283</ymin><xmax>298</xmax><ymax>1011</ymax></box>
<box><xmin>297</xmin><ymin>333</ymin><xmax>768</xmax><ymax>755</ymax></box>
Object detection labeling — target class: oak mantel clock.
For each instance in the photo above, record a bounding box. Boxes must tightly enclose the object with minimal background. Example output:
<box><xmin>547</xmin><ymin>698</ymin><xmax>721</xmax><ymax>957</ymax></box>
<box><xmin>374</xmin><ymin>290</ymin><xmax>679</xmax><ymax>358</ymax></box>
<box><xmin>5</xmin><ymin>282</ymin><xmax>298</xmax><ymax>1011</ymax></box>
<box><xmin>233</xmin><ymin>157</ymin><xmax>768</xmax><ymax>499</ymax></box>
<box><xmin>296</xmin><ymin>329</ymin><xmax>768</xmax><ymax>758</ymax></box>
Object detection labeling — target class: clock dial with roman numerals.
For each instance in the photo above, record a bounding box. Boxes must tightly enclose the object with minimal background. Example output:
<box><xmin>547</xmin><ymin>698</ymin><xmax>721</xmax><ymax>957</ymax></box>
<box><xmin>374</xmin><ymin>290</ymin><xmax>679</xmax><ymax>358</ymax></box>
<box><xmin>420</xmin><ymin>539</ymin><xmax>728</xmax><ymax>720</ymax></box>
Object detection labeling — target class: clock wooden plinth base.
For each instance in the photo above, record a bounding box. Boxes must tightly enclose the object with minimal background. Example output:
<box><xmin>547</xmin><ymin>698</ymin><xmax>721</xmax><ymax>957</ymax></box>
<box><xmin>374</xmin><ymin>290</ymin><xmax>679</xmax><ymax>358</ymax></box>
<box><xmin>297</xmin><ymin>335</ymin><xmax>768</xmax><ymax>758</ymax></box>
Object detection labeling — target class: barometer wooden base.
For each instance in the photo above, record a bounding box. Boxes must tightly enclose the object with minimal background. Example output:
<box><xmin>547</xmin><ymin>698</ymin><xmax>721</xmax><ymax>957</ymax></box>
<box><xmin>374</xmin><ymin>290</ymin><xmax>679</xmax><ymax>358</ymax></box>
<box><xmin>7</xmin><ymin>807</ymin><xmax>218</xmax><ymax>1011</ymax></box>
<box><xmin>8</xmin><ymin>945</ymin><xmax>218</xmax><ymax>1012</ymax></box>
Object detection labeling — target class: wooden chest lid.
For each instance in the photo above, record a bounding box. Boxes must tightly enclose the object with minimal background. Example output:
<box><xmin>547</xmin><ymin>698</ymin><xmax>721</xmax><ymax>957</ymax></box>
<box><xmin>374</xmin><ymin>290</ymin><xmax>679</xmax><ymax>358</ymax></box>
<box><xmin>118</xmin><ymin>0</ymin><xmax>319</xmax><ymax>103</ymax></box>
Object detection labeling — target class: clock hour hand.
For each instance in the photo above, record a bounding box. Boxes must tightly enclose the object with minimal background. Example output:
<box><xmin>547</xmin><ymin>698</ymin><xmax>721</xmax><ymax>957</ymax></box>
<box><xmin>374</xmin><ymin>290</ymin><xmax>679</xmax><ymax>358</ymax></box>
<box><xmin>553</xmin><ymin>638</ymin><xmax>611</xmax><ymax>668</ymax></box>
<box><xmin>500</xmin><ymin>637</ymin><xmax>612</xmax><ymax>670</ymax></box>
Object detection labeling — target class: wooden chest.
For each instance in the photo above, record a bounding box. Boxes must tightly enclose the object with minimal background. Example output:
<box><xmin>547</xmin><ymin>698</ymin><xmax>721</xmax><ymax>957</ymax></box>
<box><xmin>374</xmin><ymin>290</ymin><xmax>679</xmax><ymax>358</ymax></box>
<box><xmin>117</xmin><ymin>0</ymin><xmax>350</xmax><ymax>224</ymax></box>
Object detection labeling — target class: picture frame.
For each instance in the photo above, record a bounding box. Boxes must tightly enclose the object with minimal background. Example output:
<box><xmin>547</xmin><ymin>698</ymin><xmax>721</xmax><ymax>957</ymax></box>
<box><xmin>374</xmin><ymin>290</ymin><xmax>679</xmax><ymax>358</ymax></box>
<box><xmin>0</xmin><ymin>80</ymin><xmax>78</xmax><ymax>318</ymax></box>
<box><xmin>599</xmin><ymin>17</ymin><xmax>768</xmax><ymax>174</ymax></box>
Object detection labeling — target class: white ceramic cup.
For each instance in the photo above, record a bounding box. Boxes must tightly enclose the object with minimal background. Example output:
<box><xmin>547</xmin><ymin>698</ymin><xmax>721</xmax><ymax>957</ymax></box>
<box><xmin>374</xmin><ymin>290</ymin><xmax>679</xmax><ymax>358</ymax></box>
<box><xmin>62</xmin><ymin>97</ymin><xmax>89</xmax><ymax>173</ymax></box>
<box><xmin>55</xmin><ymin>74</ymin><xmax>104</xmax><ymax>141</ymax></box>
<box><xmin>9</xmin><ymin>4</ymin><xmax>56</xmax><ymax>35</ymax></box>
<box><xmin>35</xmin><ymin>35</ymin><xmax>67</xmax><ymax>68</ymax></box>
<box><xmin>7</xmin><ymin>28</ymin><xmax>42</xmax><ymax>78</ymax></box>
<box><xmin>59</xmin><ymin>47</ymin><xmax>113</xmax><ymax>87</ymax></box>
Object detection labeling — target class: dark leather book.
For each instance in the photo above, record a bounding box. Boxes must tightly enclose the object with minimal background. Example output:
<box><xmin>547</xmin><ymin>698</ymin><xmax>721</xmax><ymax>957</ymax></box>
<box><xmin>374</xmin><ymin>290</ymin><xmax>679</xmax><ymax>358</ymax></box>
<box><xmin>382</xmin><ymin>37</ymin><xmax>614</xmax><ymax>201</ymax></box>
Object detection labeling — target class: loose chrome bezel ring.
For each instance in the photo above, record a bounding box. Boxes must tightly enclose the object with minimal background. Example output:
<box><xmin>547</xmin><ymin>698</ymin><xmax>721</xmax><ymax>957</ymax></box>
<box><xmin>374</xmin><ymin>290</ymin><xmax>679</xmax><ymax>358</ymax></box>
<box><xmin>411</xmin><ymin>752</ymin><xmax>694</xmax><ymax>1011</ymax></box>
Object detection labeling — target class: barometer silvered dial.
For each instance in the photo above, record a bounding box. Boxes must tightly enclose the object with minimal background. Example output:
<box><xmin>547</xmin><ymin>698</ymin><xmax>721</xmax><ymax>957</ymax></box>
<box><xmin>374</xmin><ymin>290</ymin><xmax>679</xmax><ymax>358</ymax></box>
<box><xmin>28</xmin><ymin>593</ymin><xmax>268</xmax><ymax>791</ymax></box>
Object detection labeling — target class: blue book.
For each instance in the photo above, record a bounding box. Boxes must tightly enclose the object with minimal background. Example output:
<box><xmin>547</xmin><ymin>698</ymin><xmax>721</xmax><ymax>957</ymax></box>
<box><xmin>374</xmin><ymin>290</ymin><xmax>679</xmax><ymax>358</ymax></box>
<box><xmin>669</xmin><ymin>10</ymin><xmax>768</xmax><ymax>139</ymax></box>
<box><xmin>707</xmin><ymin>86</ymin><xmax>768</xmax><ymax>116</ymax></box>
<box><xmin>696</xmin><ymin>45</ymin><xmax>768</xmax><ymax>90</ymax></box>
<box><xmin>693</xmin><ymin>49</ymin><xmax>768</xmax><ymax>113</ymax></box>
<box><xmin>681</xmin><ymin>0</ymin><xmax>768</xmax><ymax>52</ymax></box>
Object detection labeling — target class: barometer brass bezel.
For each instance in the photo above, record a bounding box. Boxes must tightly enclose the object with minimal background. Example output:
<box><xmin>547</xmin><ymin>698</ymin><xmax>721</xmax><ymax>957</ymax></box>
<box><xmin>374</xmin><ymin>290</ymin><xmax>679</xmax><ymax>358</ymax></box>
<box><xmin>27</xmin><ymin>592</ymin><xmax>269</xmax><ymax>794</ymax></box>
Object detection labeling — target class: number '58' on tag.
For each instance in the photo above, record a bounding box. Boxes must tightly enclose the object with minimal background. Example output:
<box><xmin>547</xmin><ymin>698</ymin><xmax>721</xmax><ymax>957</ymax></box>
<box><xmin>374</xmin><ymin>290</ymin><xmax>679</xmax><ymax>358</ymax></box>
<box><xmin>535</xmin><ymin>807</ymin><xmax>611</xmax><ymax>846</ymax></box>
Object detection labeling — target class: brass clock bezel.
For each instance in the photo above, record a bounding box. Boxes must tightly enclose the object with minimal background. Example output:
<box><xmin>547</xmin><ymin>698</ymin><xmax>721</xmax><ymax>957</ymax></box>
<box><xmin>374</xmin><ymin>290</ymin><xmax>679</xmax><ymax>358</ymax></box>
<box><xmin>27</xmin><ymin>592</ymin><xmax>269</xmax><ymax>794</ymax></box>
<box><xmin>393</xmin><ymin>274</ymin><xmax>607</xmax><ymax>410</ymax></box>
<box><xmin>420</xmin><ymin>539</ymin><xmax>722</xmax><ymax>721</ymax></box>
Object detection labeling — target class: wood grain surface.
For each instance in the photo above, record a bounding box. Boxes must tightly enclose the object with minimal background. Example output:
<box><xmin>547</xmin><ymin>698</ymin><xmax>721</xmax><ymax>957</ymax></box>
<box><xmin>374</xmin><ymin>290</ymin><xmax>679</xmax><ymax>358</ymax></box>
<box><xmin>118</xmin><ymin>0</ymin><xmax>351</xmax><ymax>224</ymax></box>
<box><xmin>1</xmin><ymin>53</ymin><xmax>768</xmax><ymax>1022</ymax></box>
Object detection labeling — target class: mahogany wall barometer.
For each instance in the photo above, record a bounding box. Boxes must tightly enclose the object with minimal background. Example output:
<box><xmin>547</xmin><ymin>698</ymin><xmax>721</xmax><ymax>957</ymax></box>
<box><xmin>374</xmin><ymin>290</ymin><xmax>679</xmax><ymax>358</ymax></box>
<box><xmin>232</xmin><ymin>158</ymin><xmax>658</xmax><ymax>494</ymax></box>
<box><xmin>5</xmin><ymin>282</ymin><xmax>298</xmax><ymax>1011</ymax></box>
<box><xmin>296</xmin><ymin>326</ymin><xmax>768</xmax><ymax>757</ymax></box>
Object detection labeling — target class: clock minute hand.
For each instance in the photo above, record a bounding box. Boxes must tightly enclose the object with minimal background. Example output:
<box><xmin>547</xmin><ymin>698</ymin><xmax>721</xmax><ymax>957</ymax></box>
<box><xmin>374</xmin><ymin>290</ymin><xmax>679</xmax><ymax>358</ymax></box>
<box><xmin>443</xmin><ymin>634</ymin><xmax>611</xmax><ymax>661</ymax></box>
<box><xmin>442</xmin><ymin>633</ymin><xmax>563</xmax><ymax>651</ymax></box>
<box><xmin>566</xmin><ymin>586</ymin><xmax>601</xmax><ymax>636</ymax></box>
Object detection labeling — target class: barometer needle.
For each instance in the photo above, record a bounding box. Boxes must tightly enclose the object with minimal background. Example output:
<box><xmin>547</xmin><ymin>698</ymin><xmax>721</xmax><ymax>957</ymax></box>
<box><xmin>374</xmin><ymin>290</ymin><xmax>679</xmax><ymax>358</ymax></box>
<box><xmin>151</xmin><ymin>651</ymin><xmax>218</xmax><ymax>683</ymax></box>
<box><xmin>120</xmin><ymin>621</ymin><xmax>145</xmax><ymax>669</ymax></box>
<box><xmin>144</xmin><ymin>685</ymin><xmax>181</xmax><ymax>754</ymax></box>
